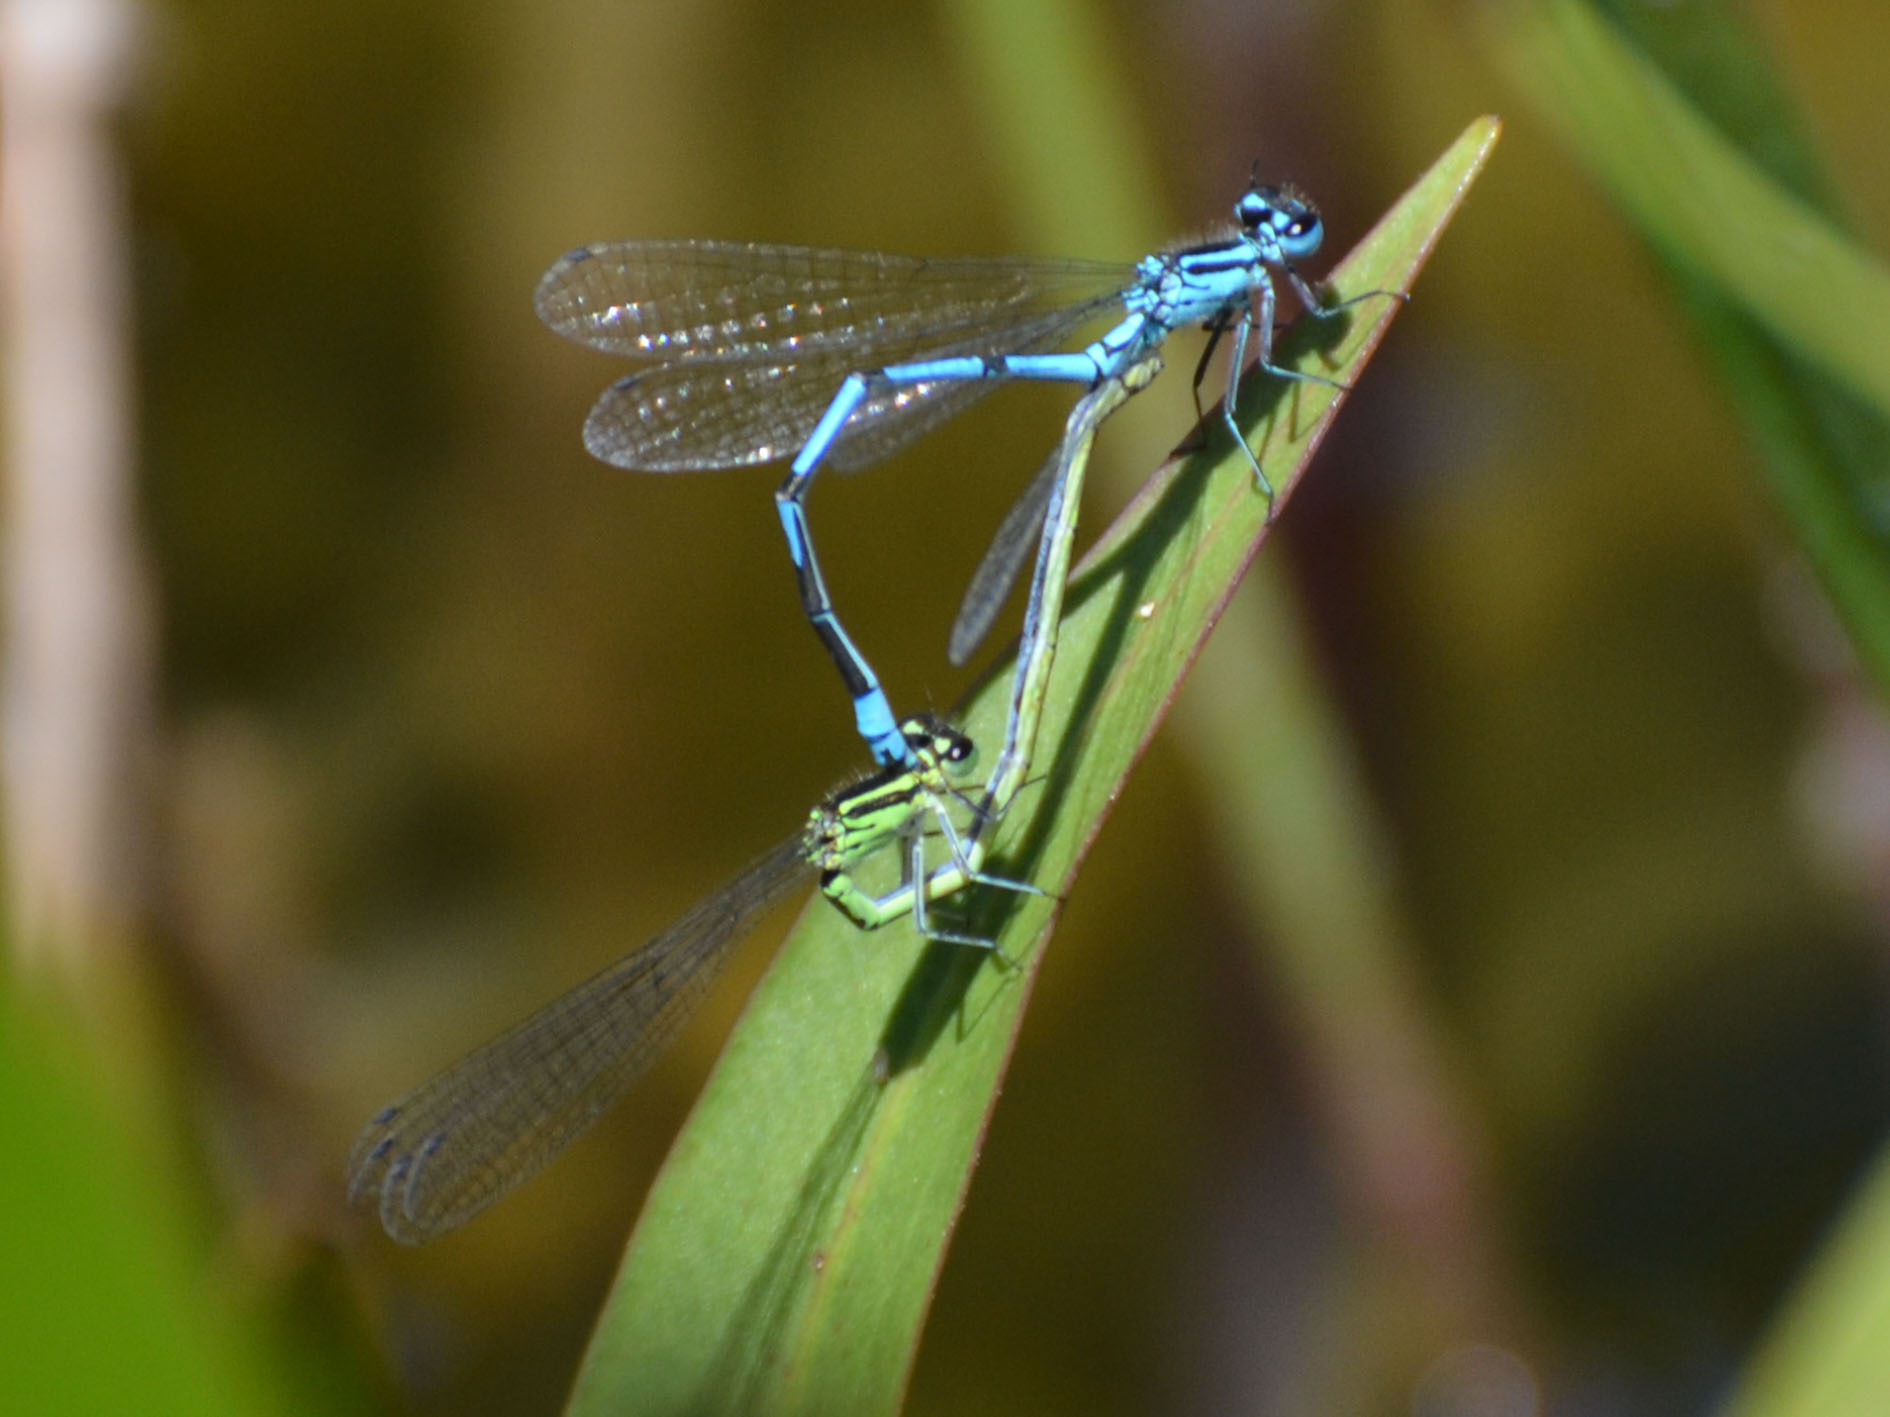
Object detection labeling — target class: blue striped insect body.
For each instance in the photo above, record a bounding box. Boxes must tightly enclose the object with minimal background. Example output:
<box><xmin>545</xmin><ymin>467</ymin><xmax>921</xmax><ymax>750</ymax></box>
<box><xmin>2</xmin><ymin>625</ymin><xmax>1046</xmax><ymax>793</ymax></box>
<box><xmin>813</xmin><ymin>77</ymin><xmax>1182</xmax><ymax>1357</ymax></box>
<box><xmin>537</xmin><ymin>180</ymin><xmax>1372</xmax><ymax>768</ymax></box>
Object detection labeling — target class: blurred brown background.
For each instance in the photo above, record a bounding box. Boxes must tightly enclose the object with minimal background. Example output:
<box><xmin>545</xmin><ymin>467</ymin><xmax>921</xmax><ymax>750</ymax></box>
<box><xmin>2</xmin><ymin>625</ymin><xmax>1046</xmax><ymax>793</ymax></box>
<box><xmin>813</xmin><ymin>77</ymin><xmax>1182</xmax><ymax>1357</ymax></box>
<box><xmin>5</xmin><ymin>1</ymin><xmax>1888</xmax><ymax>1414</ymax></box>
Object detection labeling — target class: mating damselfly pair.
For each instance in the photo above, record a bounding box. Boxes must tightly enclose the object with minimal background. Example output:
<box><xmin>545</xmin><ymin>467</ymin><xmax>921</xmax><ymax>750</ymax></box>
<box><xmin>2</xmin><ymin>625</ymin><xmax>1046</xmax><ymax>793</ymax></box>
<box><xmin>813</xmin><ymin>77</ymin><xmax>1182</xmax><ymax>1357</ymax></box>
<box><xmin>349</xmin><ymin>178</ymin><xmax>1391</xmax><ymax>1242</ymax></box>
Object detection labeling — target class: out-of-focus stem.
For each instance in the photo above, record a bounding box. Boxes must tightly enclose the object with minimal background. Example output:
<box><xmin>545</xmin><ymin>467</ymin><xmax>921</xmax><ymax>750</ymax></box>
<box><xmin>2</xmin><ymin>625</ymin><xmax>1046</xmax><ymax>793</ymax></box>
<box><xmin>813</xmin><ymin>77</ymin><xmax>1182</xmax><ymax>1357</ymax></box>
<box><xmin>0</xmin><ymin>0</ymin><xmax>150</xmax><ymax>984</ymax></box>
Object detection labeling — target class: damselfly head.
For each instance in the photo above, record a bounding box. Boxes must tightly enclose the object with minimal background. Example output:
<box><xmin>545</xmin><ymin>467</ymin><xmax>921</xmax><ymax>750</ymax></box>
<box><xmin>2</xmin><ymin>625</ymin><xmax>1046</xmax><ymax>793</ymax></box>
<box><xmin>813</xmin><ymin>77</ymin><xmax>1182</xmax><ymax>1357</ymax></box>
<box><xmin>898</xmin><ymin>713</ymin><xmax>977</xmax><ymax>774</ymax></box>
<box><xmin>1236</xmin><ymin>180</ymin><xmax>1323</xmax><ymax>263</ymax></box>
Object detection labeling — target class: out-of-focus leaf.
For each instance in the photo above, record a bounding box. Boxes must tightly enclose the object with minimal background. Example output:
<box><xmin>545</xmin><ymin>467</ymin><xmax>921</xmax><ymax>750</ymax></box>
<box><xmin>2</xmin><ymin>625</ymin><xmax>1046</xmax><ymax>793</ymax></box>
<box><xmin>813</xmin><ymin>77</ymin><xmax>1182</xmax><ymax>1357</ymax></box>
<box><xmin>1478</xmin><ymin>0</ymin><xmax>1890</xmax><ymax>691</ymax></box>
<box><xmin>0</xmin><ymin>981</ymin><xmax>284</xmax><ymax>1417</ymax></box>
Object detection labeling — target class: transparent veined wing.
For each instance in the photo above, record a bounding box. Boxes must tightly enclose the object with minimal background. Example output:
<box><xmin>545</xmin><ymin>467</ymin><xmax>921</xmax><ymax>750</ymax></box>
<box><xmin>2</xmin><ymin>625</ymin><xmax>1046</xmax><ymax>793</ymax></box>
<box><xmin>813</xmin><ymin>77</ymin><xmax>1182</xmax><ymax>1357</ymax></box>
<box><xmin>576</xmin><ymin>298</ymin><xmax>1116</xmax><ymax>473</ymax></box>
<box><xmin>948</xmin><ymin>441</ymin><xmax>1061</xmax><ymax>665</ymax></box>
<box><xmin>534</xmin><ymin>239</ymin><xmax>1133</xmax><ymax>363</ymax></box>
<box><xmin>347</xmin><ymin>835</ymin><xmax>811</xmax><ymax>1244</ymax></box>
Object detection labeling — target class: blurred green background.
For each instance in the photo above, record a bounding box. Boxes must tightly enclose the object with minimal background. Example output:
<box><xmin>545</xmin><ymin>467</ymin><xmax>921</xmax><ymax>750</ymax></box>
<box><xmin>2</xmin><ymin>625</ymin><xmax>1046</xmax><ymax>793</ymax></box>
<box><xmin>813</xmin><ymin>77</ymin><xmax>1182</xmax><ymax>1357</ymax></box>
<box><xmin>6</xmin><ymin>0</ymin><xmax>1890</xmax><ymax>1414</ymax></box>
